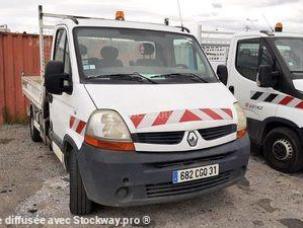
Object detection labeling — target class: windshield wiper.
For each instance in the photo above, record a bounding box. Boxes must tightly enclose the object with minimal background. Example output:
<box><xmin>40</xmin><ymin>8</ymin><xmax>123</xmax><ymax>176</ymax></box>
<box><xmin>87</xmin><ymin>72</ymin><xmax>158</xmax><ymax>84</ymax></box>
<box><xmin>291</xmin><ymin>71</ymin><xmax>303</xmax><ymax>73</ymax></box>
<box><xmin>151</xmin><ymin>73</ymin><xmax>209</xmax><ymax>83</ymax></box>
<box><xmin>131</xmin><ymin>72</ymin><xmax>158</xmax><ymax>84</ymax></box>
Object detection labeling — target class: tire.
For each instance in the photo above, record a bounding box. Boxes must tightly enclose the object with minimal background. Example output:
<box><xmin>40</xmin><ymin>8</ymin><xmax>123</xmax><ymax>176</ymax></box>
<box><xmin>29</xmin><ymin>114</ymin><xmax>42</xmax><ymax>142</ymax></box>
<box><xmin>69</xmin><ymin>149</ymin><xmax>93</xmax><ymax>215</ymax></box>
<box><xmin>263</xmin><ymin>127</ymin><xmax>303</xmax><ymax>173</ymax></box>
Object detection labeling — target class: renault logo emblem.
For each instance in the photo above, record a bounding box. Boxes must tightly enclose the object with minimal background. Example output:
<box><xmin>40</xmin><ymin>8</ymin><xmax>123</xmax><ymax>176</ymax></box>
<box><xmin>187</xmin><ymin>131</ymin><xmax>198</xmax><ymax>147</ymax></box>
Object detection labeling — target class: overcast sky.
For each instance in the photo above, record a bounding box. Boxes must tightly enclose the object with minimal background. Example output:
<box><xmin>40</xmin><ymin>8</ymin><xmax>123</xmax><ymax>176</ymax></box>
<box><xmin>0</xmin><ymin>0</ymin><xmax>302</xmax><ymax>34</ymax></box>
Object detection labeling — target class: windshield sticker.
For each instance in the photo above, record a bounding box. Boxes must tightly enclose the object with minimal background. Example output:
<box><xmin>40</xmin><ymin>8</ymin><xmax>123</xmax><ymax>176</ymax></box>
<box><xmin>83</xmin><ymin>65</ymin><xmax>96</xmax><ymax>70</ymax></box>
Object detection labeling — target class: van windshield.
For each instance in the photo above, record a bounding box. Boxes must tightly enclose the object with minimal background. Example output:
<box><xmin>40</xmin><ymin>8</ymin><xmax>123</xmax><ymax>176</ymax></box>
<box><xmin>74</xmin><ymin>27</ymin><xmax>217</xmax><ymax>83</ymax></box>
<box><xmin>274</xmin><ymin>38</ymin><xmax>303</xmax><ymax>74</ymax></box>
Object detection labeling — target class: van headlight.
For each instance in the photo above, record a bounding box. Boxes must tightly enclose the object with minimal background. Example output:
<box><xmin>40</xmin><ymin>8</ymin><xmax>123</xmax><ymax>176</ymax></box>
<box><xmin>234</xmin><ymin>102</ymin><xmax>247</xmax><ymax>139</ymax></box>
<box><xmin>84</xmin><ymin>110</ymin><xmax>134</xmax><ymax>151</ymax></box>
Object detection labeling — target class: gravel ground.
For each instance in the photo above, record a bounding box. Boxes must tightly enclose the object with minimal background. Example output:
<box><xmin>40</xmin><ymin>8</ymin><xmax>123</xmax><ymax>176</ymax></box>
<box><xmin>1</xmin><ymin>124</ymin><xmax>303</xmax><ymax>228</ymax></box>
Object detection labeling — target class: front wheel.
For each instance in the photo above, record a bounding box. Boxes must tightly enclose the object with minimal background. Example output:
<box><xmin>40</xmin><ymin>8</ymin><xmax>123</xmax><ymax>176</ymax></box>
<box><xmin>263</xmin><ymin>127</ymin><xmax>303</xmax><ymax>173</ymax></box>
<box><xmin>69</xmin><ymin>149</ymin><xmax>93</xmax><ymax>215</ymax></box>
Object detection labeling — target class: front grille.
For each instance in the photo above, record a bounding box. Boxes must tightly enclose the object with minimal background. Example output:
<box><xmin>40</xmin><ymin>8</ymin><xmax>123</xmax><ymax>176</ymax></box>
<box><xmin>198</xmin><ymin>124</ymin><xmax>236</xmax><ymax>140</ymax></box>
<box><xmin>133</xmin><ymin>131</ymin><xmax>184</xmax><ymax>145</ymax></box>
<box><xmin>146</xmin><ymin>171</ymin><xmax>231</xmax><ymax>198</ymax></box>
<box><xmin>151</xmin><ymin>151</ymin><xmax>234</xmax><ymax>168</ymax></box>
<box><xmin>133</xmin><ymin>124</ymin><xmax>236</xmax><ymax>145</ymax></box>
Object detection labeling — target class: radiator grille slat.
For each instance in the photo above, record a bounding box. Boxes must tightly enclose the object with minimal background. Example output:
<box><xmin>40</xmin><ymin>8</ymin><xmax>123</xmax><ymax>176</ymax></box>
<box><xmin>133</xmin><ymin>131</ymin><xmax>184</xmax><ymax>144</ymax></box>
<box><xmin>198</xmin><ymin>124</ymin><xmax>236</xmax><ymax>140</ymax></box>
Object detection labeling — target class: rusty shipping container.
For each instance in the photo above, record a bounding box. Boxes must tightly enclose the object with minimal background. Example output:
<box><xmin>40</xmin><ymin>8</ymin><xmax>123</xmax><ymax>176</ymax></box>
<box><xmin>0</xmin><ymin>32</ymin><xmax>52</xmax><ymax>125</ymax></box>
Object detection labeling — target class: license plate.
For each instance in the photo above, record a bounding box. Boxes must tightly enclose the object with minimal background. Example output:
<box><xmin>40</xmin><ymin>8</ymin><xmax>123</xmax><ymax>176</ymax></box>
<box><xmin>172</xmin><ymin>164</ymin><xmax>219</xmax><ymax>184</ymax></box>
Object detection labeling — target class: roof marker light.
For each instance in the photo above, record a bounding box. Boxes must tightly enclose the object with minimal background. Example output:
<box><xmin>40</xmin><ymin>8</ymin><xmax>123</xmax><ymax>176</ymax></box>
<box><xmin>275</xmin><ymin>22</ymin><xmax>283</xmax><ymax>32</ymax></box>
<box><xmin>115</xmin><ymin>11</ymin><xmax>125</xmax><ymax>21</ymax></box>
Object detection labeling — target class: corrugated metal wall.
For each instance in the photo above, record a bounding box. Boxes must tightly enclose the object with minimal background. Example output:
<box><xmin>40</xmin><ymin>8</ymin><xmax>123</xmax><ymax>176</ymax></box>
<box><xmin>0</xmin><ymin>32</ymin><xmax>52</xmax><ymax>125</ymax></box>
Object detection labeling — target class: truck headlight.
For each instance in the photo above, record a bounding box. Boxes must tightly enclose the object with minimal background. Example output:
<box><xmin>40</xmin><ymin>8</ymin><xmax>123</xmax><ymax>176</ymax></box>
<box><xmin>84</xmin><ymin>110</ymin><xmax>134</xmax><ymax>151</ymax></box>
<box><xmin>234</xmin><ymin>102</ymin><xmax>247</xmax><ymax>139</ymax></box>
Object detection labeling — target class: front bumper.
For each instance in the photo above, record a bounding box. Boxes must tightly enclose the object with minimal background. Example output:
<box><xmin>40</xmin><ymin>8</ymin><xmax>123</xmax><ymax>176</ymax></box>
<box><xmin>78</xmin><ymin>135</ymin><xmax>250</xmax><ymax>207</ymax></box>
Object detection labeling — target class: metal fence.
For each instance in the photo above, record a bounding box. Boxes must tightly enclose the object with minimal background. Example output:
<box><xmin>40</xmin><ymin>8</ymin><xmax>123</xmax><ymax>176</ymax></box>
<box><xmin>0</xmin><ymin>32</ymin><xmax>52</xmax><ymax>125</ymax></box>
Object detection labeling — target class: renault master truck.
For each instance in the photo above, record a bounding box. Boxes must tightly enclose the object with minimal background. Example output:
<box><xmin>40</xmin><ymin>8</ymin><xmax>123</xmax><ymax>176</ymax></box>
<box><xmin>22</xmin><ymin>6</ymin><xmax>250</xmax><ymax>215</ymax></box>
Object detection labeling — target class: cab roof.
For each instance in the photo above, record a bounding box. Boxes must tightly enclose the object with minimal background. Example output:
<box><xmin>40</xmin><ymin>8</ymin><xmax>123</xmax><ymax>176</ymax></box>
<box><xmin>58</xmin><ymin>18</ymin><xmax>189</xmax><ymax>35</ymax></box>
<box><xmin>233</xmin><ymin>31</ymin><xmax>303</xmax><ymax>40</ymax></box>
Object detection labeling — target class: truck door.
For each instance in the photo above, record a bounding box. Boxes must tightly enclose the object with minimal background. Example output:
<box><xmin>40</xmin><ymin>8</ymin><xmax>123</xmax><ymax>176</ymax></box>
<box><xmin>228</xmin><ymin>38</ymin><xmax>278</xmax><ymax>140</ymax></box>
<box><xmin>49</xmin><ymin>28</ymin><xmax>73</xmax><ymax>143</ymax></box>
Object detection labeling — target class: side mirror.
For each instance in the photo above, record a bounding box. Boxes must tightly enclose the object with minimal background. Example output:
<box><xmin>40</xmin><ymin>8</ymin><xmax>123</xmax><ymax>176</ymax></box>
<box><xmin>44</xmin><ymin>61</ymin><xmax>72</xmax><ymax>95</ymax></box>
<box><xmin>216</xmin><ymin>65</ymin><xmax>228</xmax><ymax>85</ymax></box>
<box><xmin>256</xmin><ymin>65</ymin><xmax>278</xmax><ymax>88</ymax></box>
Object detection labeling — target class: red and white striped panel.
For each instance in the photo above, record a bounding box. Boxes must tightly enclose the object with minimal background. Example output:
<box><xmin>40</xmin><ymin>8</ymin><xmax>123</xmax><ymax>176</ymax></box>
<box><xmin>250</xmin><ymin>91</ymin><xmax>303</xmax><ymax>109</ymax></box>
<box><xmin>130</xmin><ymin>108</ymin><xmax>233</xmax><ymax>129</ymax></box>
<box><xmin>70</xmin><ymin>116</ymin><xmax>86</xmax><ymax>136</ymax></box>
<box><xmin>278</xmin><ymin>95</ymin><xmax>303</xmax><ymax>108</ymax></box>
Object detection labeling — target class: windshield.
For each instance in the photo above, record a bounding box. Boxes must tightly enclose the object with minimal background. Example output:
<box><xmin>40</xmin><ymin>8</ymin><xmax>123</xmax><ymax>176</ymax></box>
<box><xmin>75</xmin><ymin>27</ymin><xmax>217</xmax><ymax>83</ymax></box>
<box><xmin>274</xmin><ymin>38</ymin><xmax>303</xmax><ymax>73</ymax></box>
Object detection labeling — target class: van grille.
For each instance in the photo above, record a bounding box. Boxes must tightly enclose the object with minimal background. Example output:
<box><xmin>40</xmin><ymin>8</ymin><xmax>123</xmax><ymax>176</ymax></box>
<box><xmin>146</xmin><ymin>171</ymin><xmax>231</xmax><ymax>198</ymax></box>
<box><xmin>133</xmin><ymin>124</ymin><xmax>236</xmax><ymax>145</ymax></box>
<box><xmin>198</xmin><ymin>124</ymin><xmax>236</xmax><ymax>140</ymax></box>
<box><xmin>133</xmin><ymin>131</ymin><xmax>184</xmax><ymax>145</ymax></box>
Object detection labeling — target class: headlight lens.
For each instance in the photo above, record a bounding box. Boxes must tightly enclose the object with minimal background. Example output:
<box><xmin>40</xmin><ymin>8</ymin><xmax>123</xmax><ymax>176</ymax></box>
<box><xmin>85</xmin><ymin>110</ymin><xmax>134</xmax><ymax>151</ymax></box>
<box><xmin>234</xmin><ymin>102</ymin><xmax>247</xmax><ymax>138</ymax></box>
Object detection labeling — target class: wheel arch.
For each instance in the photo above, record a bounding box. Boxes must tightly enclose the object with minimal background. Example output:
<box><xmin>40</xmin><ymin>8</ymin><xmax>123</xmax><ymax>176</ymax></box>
<box><xmin>262</xmin><ymin>117</ymin><xmax>301</xmax><ymax>144</ymax></box>
<box><xmin>29</xmin><ymin>104</ymin><xmax>33</xmax><ymax>116</ymax></box>
<box><xmin>62</xmin><ymin>135</ymin><xmax>80</xmax><ymax>172</ymax></box>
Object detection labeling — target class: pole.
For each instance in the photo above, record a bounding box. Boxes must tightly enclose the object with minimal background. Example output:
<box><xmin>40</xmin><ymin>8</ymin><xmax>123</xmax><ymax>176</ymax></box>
<box><xmin>177</xmin><ymin>0</ymin><xmax>184</xmax><ymax>28</ymax></box>
<box><xmin>38</xmin><ymin>5</ymin><xmax>45</xmax><ymax>78</ymax></box>
<box><xmin>197</xmin><ymin>24</ymin><xmax>202</xmax><ymax>44</ymax></box>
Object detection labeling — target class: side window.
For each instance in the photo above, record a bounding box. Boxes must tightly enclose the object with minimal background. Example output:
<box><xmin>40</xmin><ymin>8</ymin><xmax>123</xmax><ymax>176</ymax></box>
<box><xmin>54</xmin><ymin>30</ymin><xmax>66</xmax><ymax>62</ymax></box>
<box><xmin>260</xmin><ymin>44</ymin><xmax>273</xmax><ymax>66</ymax></box>
<box><xmin>236</xmin><ymin>39</ymin><xmax>260</xmax><ymax>81</ymax></box>
<box><xmin>64</xmin><ymin>43</ymin><xmax>71</xmax><ymax>74</ymax></box>
<box><xmin>54</xmin><ymin>29</ymin><xmax>71</xmax><ymax>74</ymax></box>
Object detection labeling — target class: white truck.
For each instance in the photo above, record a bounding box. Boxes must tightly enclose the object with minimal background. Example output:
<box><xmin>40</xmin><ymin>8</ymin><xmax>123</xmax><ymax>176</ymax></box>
<box><xmin>201</xmin><ymin>24</ymin><xmax>303</xmax><ymax>173</ymax></box>
<box><xmin>22</xmin><ymin>6</ymin><xmax>249</xmax><ymax>215</ymax></box>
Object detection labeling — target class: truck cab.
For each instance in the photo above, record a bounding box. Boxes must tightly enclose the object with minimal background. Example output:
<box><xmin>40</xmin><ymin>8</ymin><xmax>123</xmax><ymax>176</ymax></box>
<box><xmin>203</xmin><ymin>27</ymin><xmax>303</xmax><ymax>173</ymax></box>
<box><xmin>22</xmin><ymin>7</ymin><xmax>249</xmax><ymax>215</ymax></box>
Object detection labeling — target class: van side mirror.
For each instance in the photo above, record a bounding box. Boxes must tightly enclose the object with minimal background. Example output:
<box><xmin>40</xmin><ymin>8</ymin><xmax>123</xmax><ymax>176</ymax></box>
<box><xmin>216</xmin><ymin>65</ymin><xmax>228</xmax><ymax>85</ymax></box>
<box><xmin>44</xmin><ymin>61</ymin><xmax>72</xmax><ymax>95</ymax></box>
<box><xmin>256</xmin><ymin>65</ymin><xmax>278</xmax><ymax>88</ymax></box>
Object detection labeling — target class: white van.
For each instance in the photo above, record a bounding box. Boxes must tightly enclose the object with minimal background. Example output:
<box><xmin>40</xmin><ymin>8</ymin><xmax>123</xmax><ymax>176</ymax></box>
<box><xmin>22</xmin><ymin>6</ymin><xmax>249</xmax><ymax>215</ymax></box>
<box><xmin>201</xmin><ymin>25</ymin><xmax>303</xmax><ymax>173</ymax></box>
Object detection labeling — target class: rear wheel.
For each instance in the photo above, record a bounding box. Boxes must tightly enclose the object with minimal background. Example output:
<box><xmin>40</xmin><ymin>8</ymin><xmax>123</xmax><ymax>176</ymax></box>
<box><xmin>29</xmin><ymin>113</ymin><xmax>42</xmax><ymax>142</ymax></box>
<box><xmin>69</xmin><ymin>149</ymin><xmax>93</xmax><ymax>215</ymax></box>
<box><xmin>263</xmin><ymin>127</ymin><xmax>303</xmax><ymax>173</ymax></box>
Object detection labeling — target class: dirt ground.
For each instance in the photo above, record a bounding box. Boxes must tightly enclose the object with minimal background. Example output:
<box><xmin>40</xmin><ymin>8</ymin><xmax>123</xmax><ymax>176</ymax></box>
<box><xmin>1</xmin><ymin>124</ymin><xmax>303</xmax><ymax>228</ymax></box>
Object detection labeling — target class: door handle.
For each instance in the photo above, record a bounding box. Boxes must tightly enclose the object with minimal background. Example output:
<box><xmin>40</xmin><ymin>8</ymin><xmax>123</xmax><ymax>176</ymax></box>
<box><xmin>229</xmin><ymin>86</ymin><xmax>234</xmax><ymax>94</ymax></box>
